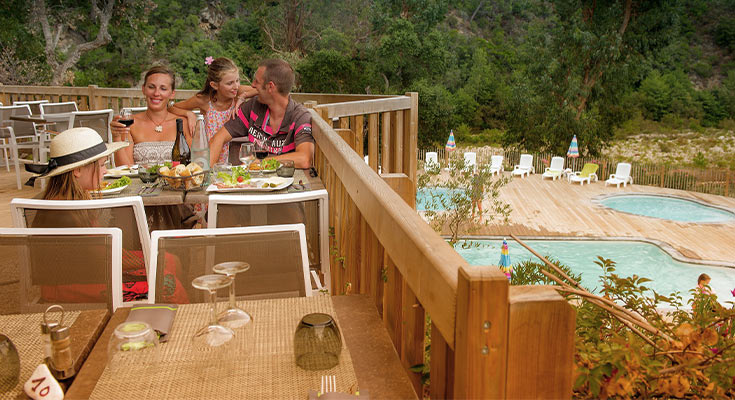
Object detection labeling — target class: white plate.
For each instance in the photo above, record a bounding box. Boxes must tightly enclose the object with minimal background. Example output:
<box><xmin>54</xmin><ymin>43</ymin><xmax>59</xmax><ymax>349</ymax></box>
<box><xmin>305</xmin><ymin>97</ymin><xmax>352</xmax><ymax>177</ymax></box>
<box><xmin>105</xmin><ymin>165</ymin><xmax>139</xmax><ymax>178</ymax></box>
<box><xmin>206</xmin><ymin>177</ymin><xmax>293</xmax><ymax>192</ymax></box>
<box><xmin>91</xmin><ymin>184</ymin><xmax>130</xmax><ymax>195</ymax></box>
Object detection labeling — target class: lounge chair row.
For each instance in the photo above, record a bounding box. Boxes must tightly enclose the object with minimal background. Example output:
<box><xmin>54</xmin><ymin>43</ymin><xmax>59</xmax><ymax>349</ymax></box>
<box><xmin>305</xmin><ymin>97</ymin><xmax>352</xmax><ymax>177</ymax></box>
<box><xmin>424</xmin><ymin>151</ymin><xmax>634</xmax><ymax>188</ymax></box>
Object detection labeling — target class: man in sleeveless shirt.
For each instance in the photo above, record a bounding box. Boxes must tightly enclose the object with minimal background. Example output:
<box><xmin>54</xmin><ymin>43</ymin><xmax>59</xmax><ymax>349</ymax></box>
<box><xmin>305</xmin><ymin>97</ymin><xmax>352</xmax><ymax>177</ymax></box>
<box><xmin>209</xmin><ymin>59</ymin><xmax>314</xmax><ymax>168</ymax></box>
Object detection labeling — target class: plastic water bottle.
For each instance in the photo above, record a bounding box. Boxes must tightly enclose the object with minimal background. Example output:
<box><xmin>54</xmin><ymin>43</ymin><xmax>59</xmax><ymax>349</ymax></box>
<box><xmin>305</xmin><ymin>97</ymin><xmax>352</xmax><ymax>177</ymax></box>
<box><xmin>191</xmin><ymin>114</ymin><xmax>210</xmax><ymax>171</ymax></box>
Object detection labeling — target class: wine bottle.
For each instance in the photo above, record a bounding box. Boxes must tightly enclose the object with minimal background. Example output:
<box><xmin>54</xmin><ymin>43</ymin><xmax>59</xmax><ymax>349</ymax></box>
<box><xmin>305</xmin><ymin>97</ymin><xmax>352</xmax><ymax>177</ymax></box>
<box><xmin>191</xmin><ymin>114</ymin><xmax>210</xmax><ymax>171</ymax></box>
<box><xmin>172</xmin><ymin>118</ymin><xmax>190</xmax><ymax>165</ymax></box>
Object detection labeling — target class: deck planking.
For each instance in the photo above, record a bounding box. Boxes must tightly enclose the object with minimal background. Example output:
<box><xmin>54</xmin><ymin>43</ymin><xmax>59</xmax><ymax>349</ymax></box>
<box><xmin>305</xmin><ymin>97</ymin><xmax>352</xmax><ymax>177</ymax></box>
<box><xmin>475</xmin><ymin>173</ymin><xmax>735</xmax><ymax>264</ymax></box>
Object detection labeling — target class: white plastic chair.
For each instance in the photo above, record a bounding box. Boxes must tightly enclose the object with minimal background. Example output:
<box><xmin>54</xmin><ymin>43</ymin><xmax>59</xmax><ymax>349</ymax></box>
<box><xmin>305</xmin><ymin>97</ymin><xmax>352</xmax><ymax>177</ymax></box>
<box><xmin>425</xmin><ymin>152</ymin><xmax>439</xmax><ymax>170</ymax></box>
<box><xmin>0</xmin><ymin>227</ymin><xmax>123</xmax><ymax>312</ymax></box>
<box><xmin>208</xmin><ymin>190</ymin><xmax>330</xmax><ymax>294</ymax></box>
<box><xmin>149</xmin><ymin>224</ymin><xmax>313</xmax><ymax>303</ymax></box>
<box><xmin>511</xmin><ymin>154</ymin><xmax>535</xmax><ymax>178</ymax></box>
<box><xmin>0</xmin><ymin>104</ymin><xmax>44</xmax><ymax>188</ymax></box>
<box><xmin>464</xmin><ymin>152</ymin><xmax>477</xmax><ymax>172</ymax></box>
<box><xmin>605</xmin><ymin>162</ymin><xmax>634</xmax><ymax>188</ymax></box>
<box><xmin>542</xmin><ymin>156</ymin><xmax>565</xmax><ymax>181</ymax></box>
<box><xmin>13</xmin><ymin>100</ymin><xmax>49</xmax><ymax>115</ymax></box>
<box><xmin>10</xmin><ymin>197</ymin><xmax>151</xmax><ymax>275</ymax></box>
<box><xmin>489</xmin><ymin>155</ymin><xmax>504</xmax><ymax>176</ymax></box>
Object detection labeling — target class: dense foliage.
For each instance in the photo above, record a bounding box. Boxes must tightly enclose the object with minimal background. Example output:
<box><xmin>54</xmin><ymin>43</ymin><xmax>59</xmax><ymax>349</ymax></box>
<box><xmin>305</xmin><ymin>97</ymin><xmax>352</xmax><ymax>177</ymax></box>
<box><xmin>4</xmin><ymin>0</ymin><xmax>735</xmax><ymax>153</ymax></box>
<box><xmin>513</xmin><ymin>256</ymin><xmax>735</xmax><ymax>398</ymax></box>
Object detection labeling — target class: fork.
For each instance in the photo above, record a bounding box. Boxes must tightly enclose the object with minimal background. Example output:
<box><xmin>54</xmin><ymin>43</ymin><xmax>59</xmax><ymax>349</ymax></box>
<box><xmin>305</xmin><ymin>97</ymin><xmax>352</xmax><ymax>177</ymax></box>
<box><xmin>320</xmin><ymin>375</ymin><xmax>336</xmax><ymax>394</ymax></box>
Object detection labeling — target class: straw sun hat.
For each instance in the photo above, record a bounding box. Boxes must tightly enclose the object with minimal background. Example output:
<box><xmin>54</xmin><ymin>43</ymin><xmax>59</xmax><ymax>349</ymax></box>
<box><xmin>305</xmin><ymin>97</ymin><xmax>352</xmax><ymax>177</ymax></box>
<box><xmin>25</xmin><ymin>127</ymin><xmax>128</xmax><ymax>186</ymax></box>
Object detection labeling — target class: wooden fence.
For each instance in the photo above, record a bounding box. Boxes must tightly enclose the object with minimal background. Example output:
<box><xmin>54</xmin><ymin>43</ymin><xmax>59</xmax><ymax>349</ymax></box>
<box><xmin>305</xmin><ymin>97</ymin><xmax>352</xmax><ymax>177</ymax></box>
<box><xmin>419</xmin><ymin>147</ymin><xmax>735</xmax><ymax>198</ymax></box>
<box><xmin>0</xmin><ymin>85</ymin><xmax>398</xmax><ymax>114</ymax></box>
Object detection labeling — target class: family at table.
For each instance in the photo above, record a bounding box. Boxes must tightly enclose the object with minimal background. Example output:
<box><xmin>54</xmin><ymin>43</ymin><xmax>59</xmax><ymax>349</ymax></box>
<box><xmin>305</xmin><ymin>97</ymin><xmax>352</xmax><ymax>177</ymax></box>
<box><xmin>108</xmin><ymin>58</ymin><xmax>314</xmax><ymax>169</ymax></box>
<box><xmin>22</xmin><ymin>57</ymin><xmax>315</xmax><ymax>306</ymax></box>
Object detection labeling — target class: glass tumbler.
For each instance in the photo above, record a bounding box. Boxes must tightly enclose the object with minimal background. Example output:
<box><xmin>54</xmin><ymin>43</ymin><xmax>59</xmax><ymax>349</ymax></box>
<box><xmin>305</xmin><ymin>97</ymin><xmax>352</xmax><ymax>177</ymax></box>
<box><xmin>107</xmin><ymin>321</ymin><xmax>159</xmax><ymax>369</ymax></box>
<box><xmin>294</xmin><ymin>313</ymin><xmax>342</xmax><ymax>370</ymax></box>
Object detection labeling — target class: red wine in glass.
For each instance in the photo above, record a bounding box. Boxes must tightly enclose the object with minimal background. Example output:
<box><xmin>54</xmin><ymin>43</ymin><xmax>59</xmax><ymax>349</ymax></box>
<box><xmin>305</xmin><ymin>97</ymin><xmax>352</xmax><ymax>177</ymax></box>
<box><xmin>118</xmin><ymin>119</ymin><xmax>134</xmax><ymax>127</ymax></box>
<box><xmin>255</xmin><ymin>151</ymin><xmax>268</xmax><ymax>160</ymax></box>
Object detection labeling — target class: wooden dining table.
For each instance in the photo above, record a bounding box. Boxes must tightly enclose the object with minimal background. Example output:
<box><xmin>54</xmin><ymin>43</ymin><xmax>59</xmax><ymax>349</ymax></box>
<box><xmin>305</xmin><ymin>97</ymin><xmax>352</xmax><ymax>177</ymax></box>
<box><xmin>0</xmin><ymin>309</ymin><xmax>110</xmax><ymax>399</ymax></box>
<box><xmin>66</xmin><ymin>295</ymin><xmax>416</xmax><ymax>400</ymax></box>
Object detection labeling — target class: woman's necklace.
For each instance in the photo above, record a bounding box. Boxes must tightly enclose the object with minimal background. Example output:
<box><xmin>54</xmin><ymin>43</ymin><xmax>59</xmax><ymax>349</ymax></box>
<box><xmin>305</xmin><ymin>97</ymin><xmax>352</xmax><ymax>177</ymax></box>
<box><xmin>146</xmin><ymin>111</ymin><xmax>168</xmax><ymax>132</ymax></box>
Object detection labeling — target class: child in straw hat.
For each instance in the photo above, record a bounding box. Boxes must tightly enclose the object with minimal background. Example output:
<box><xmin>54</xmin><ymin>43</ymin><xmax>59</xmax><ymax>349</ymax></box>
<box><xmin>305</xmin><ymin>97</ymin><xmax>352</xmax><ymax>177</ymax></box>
<box><xmin>27</xmin><ymin>127</ymin><xmax>189</xmax><ymax>303</ymax></box>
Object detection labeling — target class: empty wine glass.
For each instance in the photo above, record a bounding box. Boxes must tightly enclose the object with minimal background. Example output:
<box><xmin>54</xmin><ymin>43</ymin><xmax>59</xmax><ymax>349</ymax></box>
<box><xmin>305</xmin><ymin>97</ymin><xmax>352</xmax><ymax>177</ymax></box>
<box><xmin>213</xmin><ymin>261</ymin><xmax>252</xmax><ymax>329</ymax></box>
<box><xmin>239</xmin><ymin>142</ymin><xmax>254</xmax><ymax>171</ymax></box>
<box><xmin>191</xmin><ymin>274</ymin><xmax>234</xmax><ymax>347</ymax></box>
<box><xmin>118</xmin><ymin>108</ymin><xmax>133</xmax><ymax>143</ymax></box>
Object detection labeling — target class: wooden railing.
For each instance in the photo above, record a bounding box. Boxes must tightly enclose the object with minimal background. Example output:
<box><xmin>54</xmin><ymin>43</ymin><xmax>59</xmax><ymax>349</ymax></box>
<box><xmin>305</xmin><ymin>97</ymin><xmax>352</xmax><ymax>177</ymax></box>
<box><xmin>420</xmin><ymin>147</ymin><xmax>735</xmax><ymax>198</ymax></box>
<box><xmin>0</xmin><ymin>85</ymin><xmax>397</xmax><ymax>114</ymax></box>
<box><xmin>1</xmin><ymin>84</ymin><xmax>576</xmax><ymax>398</ymax></box>
<box><xmin>310</xmin><ymin>99</ymin><xmax>575</xmax><ymax>398</ymax></box>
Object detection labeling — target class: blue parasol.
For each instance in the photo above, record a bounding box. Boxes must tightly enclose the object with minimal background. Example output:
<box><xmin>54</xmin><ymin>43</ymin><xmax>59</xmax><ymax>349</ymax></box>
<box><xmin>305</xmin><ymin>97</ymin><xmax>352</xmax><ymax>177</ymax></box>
<box><xmin>498</xmin><ymin>238</ymin><xmax>512</xmax><ymax>282</ymax></box>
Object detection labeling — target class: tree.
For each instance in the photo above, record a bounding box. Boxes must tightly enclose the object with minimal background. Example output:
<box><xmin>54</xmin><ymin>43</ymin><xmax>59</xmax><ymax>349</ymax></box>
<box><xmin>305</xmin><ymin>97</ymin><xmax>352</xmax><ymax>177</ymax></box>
<box><xmin>31</xmin><ymin>0</ymin><xmax>117</xmax><ymax>85</ymax></box>
<box><xmin>507</xmin><ymin>0</ymin><xmax>682</xmax><ymax>154</ymax></box>
<box><xmin>418</xmin><ymin>154</ymin><xmax>511</xmax><ymax>246</ymax></box>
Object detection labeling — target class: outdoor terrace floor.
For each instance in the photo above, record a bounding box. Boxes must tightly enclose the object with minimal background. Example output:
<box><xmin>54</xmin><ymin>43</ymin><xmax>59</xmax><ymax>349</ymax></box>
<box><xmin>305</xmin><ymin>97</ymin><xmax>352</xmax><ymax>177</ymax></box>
<box><xmin>1</xmin><ymin>166</ymin><xmax>734</xmax><ymax>265</ymax></box>
<box><xmin>473</xmin><ymin>172</ymin><xmax>735</xmax><ymax>265</ymax></box>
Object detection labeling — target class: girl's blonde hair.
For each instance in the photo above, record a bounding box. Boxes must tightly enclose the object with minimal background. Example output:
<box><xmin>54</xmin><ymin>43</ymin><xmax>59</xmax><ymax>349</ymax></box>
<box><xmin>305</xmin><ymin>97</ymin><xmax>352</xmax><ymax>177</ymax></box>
<box><xmin>198</xmin><ymin>57</ymin><xmax>239</xmax><ymax>102</ymax></box>
<box><xmin>43</xmin><ymin>162</ymin><xmax>103</xmax><ymax>200</ymax></box>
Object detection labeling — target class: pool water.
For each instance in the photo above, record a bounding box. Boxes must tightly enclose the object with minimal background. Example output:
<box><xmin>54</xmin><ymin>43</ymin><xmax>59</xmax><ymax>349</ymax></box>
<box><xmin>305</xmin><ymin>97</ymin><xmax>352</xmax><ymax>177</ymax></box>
<box><xmin>416</xmin><ymin>188</ymin><xmax>457</xmax><ymax>211</ymax></box>
<box><xmin>454</xmin><ymin>240</ymin><xmax>735</xmax><ymax>305</ymax></box>
<box><xmin>600</xmin><ymin>195</ymin><xmax>735</xmax><ymax>223</ymax></box>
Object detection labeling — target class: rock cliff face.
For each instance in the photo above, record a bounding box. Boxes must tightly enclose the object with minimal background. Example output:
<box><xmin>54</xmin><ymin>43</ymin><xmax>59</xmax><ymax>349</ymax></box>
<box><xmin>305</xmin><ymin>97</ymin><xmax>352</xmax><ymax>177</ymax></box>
<box><xmin>199</xmin><ymin>1</ymin><xmax>226</xmax><ymax>39</ymax></box>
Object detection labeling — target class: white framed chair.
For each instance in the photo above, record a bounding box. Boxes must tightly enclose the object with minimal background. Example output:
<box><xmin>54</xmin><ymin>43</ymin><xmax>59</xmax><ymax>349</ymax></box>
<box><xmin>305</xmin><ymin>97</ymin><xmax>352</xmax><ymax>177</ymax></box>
<box><xmin>605</xmin><ymin>162</ymin><xmax>634</xmax><ymax>188</ymax></box>
<box><xmin>69</xmin><ymin>109</ymin><xmax>115</xmax><ymax>164</ymax></box>
<box><xmin>0</xmin><ymin>104</ymin><xmax>44</xmax><ymax>188</ymax></box>
<box><xmin>0</xmin><ymin>227</ymin><xmax>123</xmax><ymax>313</ymax></box>
<box><xmin>511</xmin><ymin>154</ymin><xmax>535</xmax><ymax>178</ymax></box>
<box><xmin>425</xmin><ymin>151</ymin><xmax>439</xmax><ymax>170</ymax></box>
<box><xmin>489</xmin><ymin>155</ymin><xmax>504</xmax><ymax>176</ymax></box>
<box><xmin>13</xmin><ymin>100</ymin><xmax>49</xmax><ymax>115</ymax></box>
<box><xmin>541</xmin><ymin>156</ymin><xmax>565</xmax><ymax>181</ymax></box>
<box><xmin>10</xmin><ymin>197</ymin><xmax>151</xmax><ymax>275</ymax></box>
<box><xmin>463</xmin><ymin>152</ymin><xmax>477</xmax><ymax>172</ymax></box>
<box><xmin>40</xmin><ymin>101</ymin><xmax>78</xmax><ymax>116</ymax></box>
<box><xmin>149</xmin><ymin>224</ymin><xmax>313</xmax><ymax>303</ymax></box>
<box><xmin>208</xmin><ymin>190</ymin><xmax>330</xmax><ymax>294</ymax></box>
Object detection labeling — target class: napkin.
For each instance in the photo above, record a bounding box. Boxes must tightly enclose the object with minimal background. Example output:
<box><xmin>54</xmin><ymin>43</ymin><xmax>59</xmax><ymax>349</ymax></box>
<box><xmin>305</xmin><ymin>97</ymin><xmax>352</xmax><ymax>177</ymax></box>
<box><xmin>126</xmin><ymin>304</ymin><xmax>178</xmax><ymax>342</ymax></box>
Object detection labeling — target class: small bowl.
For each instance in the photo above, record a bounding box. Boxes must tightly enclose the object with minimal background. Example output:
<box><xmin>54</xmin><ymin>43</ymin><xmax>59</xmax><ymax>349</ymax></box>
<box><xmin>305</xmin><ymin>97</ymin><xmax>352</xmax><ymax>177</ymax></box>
<box><xmin>107</xmin><ymin>321</ymin><xmax>158</xmax><ymax>367</ymax></box>
<box><xmin>139</xmin><ymin>165</ymin><xmax>158</xmax><ymax>184</ymax></box>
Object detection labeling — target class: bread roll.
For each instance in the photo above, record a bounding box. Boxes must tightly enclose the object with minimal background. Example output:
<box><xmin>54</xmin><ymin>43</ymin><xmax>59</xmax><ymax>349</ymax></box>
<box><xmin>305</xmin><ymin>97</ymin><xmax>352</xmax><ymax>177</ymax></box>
<box><xmin>158</xmin><ymin>166</ymin><xmax>171</xmax><ymax>176</ymax></box>
<box><xmin>174</xmin><ymin>164</ymin><xmax>187</xmax><ymax>176</ymax></box>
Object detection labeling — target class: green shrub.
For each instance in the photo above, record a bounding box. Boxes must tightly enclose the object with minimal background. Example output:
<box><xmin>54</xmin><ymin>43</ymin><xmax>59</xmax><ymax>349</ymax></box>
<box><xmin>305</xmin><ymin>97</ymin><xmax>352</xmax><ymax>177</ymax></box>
<box><xmin>693</xmin><ymin>151</ymin><xmax>708</xmax><ymax>168</ymax></box>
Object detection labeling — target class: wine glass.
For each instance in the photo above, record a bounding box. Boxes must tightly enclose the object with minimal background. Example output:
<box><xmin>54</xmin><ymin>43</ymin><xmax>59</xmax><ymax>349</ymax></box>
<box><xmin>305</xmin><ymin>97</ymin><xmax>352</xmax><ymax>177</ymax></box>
<box><xmin>118</xmin><ymin>108</ymin><xmax>134</xmax><ymax>143</ymax></box>
<box><xmin>238</xmin><ymin>142</ymin><xmax>255</xmax><ymax>171</ymax></box>
<box><xmin>213</xmin><ymin>261</ymin><xmax>252</xmax><ymax>329</ymax></box>
<box><xmin>191</xmin><ymin>274</ymin><xmax>234</xmax><ymax>347</ymax></box>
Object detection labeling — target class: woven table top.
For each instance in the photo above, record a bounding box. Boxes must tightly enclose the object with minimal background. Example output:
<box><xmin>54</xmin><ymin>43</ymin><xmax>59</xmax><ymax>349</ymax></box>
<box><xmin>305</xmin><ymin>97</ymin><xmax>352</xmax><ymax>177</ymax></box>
<box><xmin>90</xmin><ymin>296</ymin><xmax>358</xmax><ymax>399</ymax></box>
<box><xmin>0</xmin><ymin>311</ymin><xmax>81</xmax><ymax>400</ymax></box>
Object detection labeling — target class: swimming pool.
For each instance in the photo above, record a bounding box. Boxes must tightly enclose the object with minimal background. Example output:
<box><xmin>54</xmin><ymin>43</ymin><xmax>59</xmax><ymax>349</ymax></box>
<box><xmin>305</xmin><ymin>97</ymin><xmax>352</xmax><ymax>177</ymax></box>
<box><xmin>598</xmin><ymin>194</ymin><xmax>735</xmax><ymax>223</ymax></box>
<box><xmin>416</xmin><ymin>187</ymin><xmax>458</xmax><ymax>211</ymax></box>
<box><xmin>454</xmin><ymin>239</ymin><xmax>735</xmax><ymax>305</ymax></box>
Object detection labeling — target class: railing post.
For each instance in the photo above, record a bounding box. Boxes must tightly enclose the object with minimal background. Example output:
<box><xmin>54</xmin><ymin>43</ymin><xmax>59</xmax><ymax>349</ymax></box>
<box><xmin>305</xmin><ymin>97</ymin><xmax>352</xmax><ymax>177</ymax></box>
<box><xmin>453</xmin><ymin>266</ymin><xmax>508</xmax><ymax>399</ymax></box>
<box><xmin>87</xmin><ymin>85</ymin><xmax>100</xmax><ymax>111</ymax></box>
<box><xmin>506</xmin><ymin>286</ymin><xmax>575</xmax><ymax>399</ymax></box>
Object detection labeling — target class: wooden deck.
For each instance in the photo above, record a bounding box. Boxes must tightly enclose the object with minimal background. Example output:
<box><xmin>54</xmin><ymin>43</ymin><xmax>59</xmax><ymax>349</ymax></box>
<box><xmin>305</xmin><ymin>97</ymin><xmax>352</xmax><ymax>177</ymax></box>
<box><xmin>2</xmin><ymin>166</ymin><xmax>734</xmax><ymax>264</ymax></box>
<box><xmin>475</xmin><ymin>173</ymin><xmax>735</xmax><ymax>264</ymax></box>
